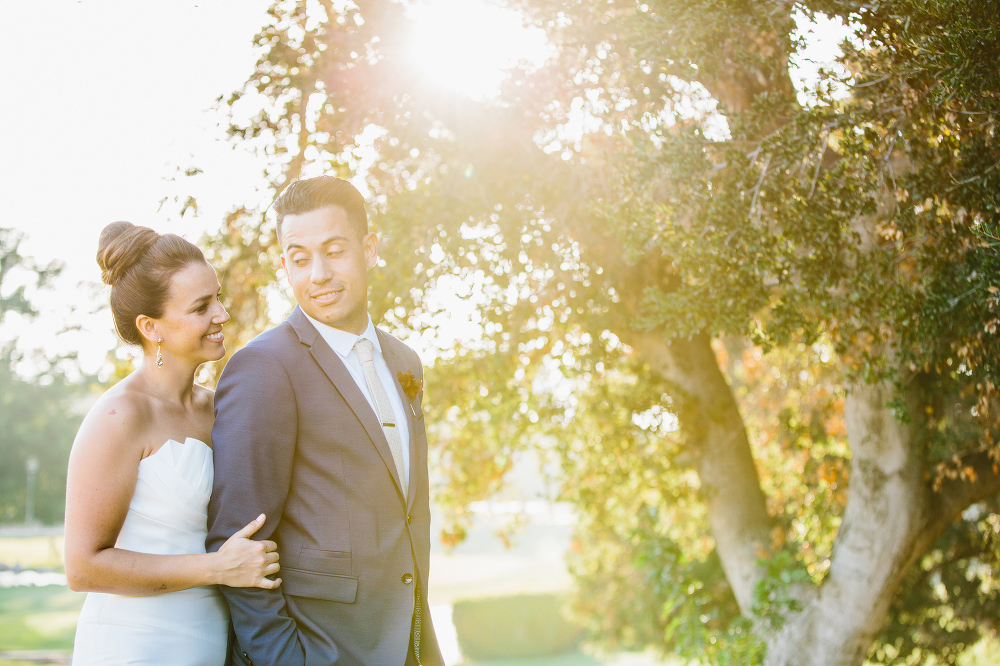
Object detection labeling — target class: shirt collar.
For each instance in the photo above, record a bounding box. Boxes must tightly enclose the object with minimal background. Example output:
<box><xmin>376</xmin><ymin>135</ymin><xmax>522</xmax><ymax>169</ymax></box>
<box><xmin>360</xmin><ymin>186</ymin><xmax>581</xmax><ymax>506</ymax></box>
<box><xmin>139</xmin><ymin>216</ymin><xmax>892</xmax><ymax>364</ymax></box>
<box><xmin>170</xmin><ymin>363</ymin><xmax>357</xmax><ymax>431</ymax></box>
<box><xmin>302</xmin><ymin>312</ymin><xmax>381</xmax><ymax>359</ymax></box>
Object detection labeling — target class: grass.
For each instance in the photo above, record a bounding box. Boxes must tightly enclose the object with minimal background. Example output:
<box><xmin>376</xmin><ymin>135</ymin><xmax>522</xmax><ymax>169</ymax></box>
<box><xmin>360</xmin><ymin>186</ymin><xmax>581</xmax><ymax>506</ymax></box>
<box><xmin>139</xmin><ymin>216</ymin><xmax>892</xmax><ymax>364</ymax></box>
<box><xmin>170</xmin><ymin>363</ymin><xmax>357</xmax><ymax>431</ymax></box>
<box><xmin>1</xmin><ymin>584</ymin><xmax>1000</xmax><ymax>665</ymax></box>
<box><xmin>462</xmin><ymin>653</ymin><xmax>686</xmax><ymax>666</ymax></box>
<box><xmin>0</xmin><ymin>586</ymin><xmax>82</xmax><ymax>652</ymax></box>
<box><xmin>463</xmin><ymin>654</ymin><xmax>600</xmax><ymax>666</ymax></box>
<box><xmin>0</xmin><ymin>536</ymin><xmax>65</xmax><ymax>571</ymax></box>
<box><xmin>1</xmin><ymin>534</ymin><xmax>1000</xmax><ymax>666</ymax></box>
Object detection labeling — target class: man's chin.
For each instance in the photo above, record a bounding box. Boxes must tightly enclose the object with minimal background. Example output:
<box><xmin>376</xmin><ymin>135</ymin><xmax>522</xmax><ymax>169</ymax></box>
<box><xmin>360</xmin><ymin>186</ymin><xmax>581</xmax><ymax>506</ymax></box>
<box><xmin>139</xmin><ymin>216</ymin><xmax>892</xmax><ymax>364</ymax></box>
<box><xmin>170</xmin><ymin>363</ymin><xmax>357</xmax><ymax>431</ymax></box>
<box><xmin>304</xmin><ymin>306</ymin><xmax>364</xmax><ymax>333</ymax></box>
<box><xmin>311</xmin><ymin>307</ymin><xmax>340</xmax><ymax>325</ymax></box>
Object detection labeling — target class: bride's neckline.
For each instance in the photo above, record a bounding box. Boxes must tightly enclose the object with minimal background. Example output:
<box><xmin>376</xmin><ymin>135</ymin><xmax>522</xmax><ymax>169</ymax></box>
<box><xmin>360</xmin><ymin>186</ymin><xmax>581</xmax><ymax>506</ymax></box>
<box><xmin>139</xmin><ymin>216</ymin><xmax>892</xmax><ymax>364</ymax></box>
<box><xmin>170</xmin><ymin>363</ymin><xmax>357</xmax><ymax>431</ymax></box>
<box><xmin>142</xmin><ymin>437</ymin><xmax>210</xmax><ymax>462</ymax></box>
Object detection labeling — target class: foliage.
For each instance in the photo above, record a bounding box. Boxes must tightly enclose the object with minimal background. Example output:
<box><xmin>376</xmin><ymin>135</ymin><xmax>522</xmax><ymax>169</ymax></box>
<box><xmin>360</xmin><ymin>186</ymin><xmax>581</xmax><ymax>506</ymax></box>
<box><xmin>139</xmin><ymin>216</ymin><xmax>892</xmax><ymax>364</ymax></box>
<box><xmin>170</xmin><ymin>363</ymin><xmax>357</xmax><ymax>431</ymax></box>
<box><xmin>0</xmin><ymin>229</ymin><xmax>90</xmax><ymax>525</ymax></box>
<box><xmin>0</xmin><ymin>358</ymin><xmax>87</xmax><ymax>525</ymax></box>
<box><xmin>0</xmin><ymin>228</ymin><xmax>59</xmax><ymax>324</ymax></box>
<box><xmin>721</xmin><ymin>338</ymin><xmax>850</xmax><ymax>581</ymax></box>
<box><xmin>197</xmin><ymin>206</ymin><xmax>285</xmax><ymax>387</ymax></box>
<box><xmin>204</xmin><ymin>0</ymin><xmax>1000</xmax><ymax>662</ymax></box>
<box><xmin>870</xmin><ymin>500</ymin><xmax>1000</xmax><ymax>665</ymax></box>
<box><xmin>560</xmin><ymin>339</ymin><xmax>841</xmax><ymax>664</ymax></box>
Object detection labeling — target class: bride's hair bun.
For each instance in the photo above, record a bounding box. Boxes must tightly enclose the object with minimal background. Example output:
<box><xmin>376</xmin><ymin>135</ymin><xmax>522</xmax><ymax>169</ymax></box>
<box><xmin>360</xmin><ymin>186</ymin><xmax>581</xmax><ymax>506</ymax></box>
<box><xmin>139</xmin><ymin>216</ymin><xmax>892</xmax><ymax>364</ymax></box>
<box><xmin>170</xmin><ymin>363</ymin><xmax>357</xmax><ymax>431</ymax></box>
<box><xmin>97</xmin><ymin>221</ymin><xmax>160</xmax><ymax>287</ymax></box>
<box><xmin>96</xmin><ymin>221</ymin><xmax>207</xmax><ymax>347</ymax></box>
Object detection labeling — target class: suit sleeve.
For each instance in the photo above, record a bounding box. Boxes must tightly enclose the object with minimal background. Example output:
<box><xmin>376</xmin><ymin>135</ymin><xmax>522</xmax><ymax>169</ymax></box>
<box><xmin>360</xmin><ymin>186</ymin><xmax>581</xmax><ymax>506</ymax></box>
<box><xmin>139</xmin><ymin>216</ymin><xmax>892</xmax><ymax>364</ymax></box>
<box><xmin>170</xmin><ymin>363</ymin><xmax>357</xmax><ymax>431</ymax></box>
<box><xmin>206</xmin><ymin>344</ymin><xmax>306</xmax><ymax>666</ymax></box>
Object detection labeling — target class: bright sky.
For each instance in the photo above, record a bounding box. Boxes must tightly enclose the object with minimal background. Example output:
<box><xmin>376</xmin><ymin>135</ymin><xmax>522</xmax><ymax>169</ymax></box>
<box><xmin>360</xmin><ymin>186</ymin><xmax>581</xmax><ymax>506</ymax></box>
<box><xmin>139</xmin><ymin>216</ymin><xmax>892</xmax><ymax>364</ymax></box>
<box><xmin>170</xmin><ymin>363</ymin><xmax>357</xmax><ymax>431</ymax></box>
<box><xmin>1</xmin><ymin>0</ymin><xmax>272</xmax><ymax>375</ymax></box>
<box><xmin>0</xmin><ymin>0</ymin><xmax>551</xmax><ymax>378</ymax></box>
<box><xmin>0</xmin><ymin>1</ymin><xmax>846</xmax><ymax>379</ymax></box>
<box><xmin>408</xmin><ymin>0</ymin><xmax>549</xmax><ymax>99</ymax></box>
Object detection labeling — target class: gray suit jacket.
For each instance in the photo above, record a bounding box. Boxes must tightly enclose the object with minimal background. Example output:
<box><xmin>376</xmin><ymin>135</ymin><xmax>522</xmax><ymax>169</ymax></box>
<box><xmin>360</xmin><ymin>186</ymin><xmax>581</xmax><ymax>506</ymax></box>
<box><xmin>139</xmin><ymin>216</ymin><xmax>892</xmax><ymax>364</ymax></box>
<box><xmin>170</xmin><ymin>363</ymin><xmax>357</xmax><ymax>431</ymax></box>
<box><xmin>207</xmin><ymin>306</ymin><xmax>442</xmax><ymax>666</ymax></box>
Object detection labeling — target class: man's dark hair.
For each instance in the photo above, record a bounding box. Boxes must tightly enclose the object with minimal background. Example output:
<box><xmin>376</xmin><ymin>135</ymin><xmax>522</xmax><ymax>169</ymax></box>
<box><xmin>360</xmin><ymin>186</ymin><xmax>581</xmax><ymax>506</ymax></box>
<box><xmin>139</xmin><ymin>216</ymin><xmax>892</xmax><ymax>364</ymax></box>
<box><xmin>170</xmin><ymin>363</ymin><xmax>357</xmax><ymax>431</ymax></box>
<box><xmin>273</xmin><ymin>176</ymin><xmax>369</xmax><ymax>242</ymax></box>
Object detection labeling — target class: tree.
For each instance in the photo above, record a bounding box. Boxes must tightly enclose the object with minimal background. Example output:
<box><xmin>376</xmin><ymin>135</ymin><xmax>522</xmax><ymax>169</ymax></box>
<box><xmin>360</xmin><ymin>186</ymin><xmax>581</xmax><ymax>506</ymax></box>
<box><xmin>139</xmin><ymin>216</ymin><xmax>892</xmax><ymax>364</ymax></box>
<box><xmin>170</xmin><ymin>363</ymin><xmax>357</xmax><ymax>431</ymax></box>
<box><xmin>206</xmin><ymin>0</ymin><xmax>1000</xmax><ymax>663</ymax></box>
<box><xmin>0</xmin><ymin>229</ymin><xmax>88</xmax><ymax>525</ymax></box>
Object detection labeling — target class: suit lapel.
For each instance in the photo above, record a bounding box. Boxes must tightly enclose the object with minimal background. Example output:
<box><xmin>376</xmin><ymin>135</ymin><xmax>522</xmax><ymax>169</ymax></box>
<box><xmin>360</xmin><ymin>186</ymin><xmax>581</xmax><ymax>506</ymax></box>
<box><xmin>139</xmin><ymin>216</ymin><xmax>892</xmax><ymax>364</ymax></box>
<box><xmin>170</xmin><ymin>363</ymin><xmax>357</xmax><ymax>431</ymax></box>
<box><xmin>289</xmin><ymin>308</ymin><xmax>406</xmax><ymax>502</ymax></box>
<box><xmin>377</xmin><ymin>328</ymin><xmax>420</xmax><ymax>513</ymax></box>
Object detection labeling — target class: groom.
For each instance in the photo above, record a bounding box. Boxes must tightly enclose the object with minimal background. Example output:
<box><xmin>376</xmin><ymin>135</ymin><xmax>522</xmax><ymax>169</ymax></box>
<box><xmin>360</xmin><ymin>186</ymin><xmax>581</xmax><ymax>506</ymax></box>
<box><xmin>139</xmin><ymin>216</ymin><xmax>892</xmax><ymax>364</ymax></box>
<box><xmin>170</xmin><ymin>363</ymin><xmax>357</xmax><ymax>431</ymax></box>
<box><xmin>207</xmin><ymin>176</ymin><xmax>442</xmax><ymax>666</ymax></box>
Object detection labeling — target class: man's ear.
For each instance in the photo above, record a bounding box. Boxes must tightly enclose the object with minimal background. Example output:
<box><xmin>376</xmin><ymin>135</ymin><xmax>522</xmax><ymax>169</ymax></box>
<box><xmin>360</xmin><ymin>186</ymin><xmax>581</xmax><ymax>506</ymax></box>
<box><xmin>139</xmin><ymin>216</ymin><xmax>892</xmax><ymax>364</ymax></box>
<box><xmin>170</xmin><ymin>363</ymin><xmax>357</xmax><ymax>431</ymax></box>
<box><xmin>364</xmin><ymin>232</ymin><xmax>378</xmax><ymax>269</ymax></box>
<box><xmin>135</xmin><ymin>314</ymin><xmax>160</xmax><ymax>346</ymax></box>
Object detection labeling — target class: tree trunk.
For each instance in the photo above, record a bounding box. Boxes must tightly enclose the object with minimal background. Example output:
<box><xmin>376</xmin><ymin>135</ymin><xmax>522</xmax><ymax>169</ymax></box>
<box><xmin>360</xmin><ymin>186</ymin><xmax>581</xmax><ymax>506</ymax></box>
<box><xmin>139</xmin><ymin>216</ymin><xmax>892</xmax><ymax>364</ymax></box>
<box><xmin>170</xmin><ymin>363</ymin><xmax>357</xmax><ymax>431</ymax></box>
<box><xmin>762</xmin><ymin>377</ymin><xmax>1000</xmax><ymax>665</ymax></box>
<box><xmin>630</xmin><ymin>334</ymin><xmax>921</xmax><ymax>664</ymax></box>
<box><xmin>761</xmin><ymin>380</ymin><xmax>931</xmax><ymax>665</ymax></box>
<box><xmin>627</xmin><ymin>329</ymin><xmax>925</xmax><ymax>663</ymax></box>
<box><xmin>628</xmin><ymin>330</ymin><xmax>1000</xmax><ymax>663</ymax></box>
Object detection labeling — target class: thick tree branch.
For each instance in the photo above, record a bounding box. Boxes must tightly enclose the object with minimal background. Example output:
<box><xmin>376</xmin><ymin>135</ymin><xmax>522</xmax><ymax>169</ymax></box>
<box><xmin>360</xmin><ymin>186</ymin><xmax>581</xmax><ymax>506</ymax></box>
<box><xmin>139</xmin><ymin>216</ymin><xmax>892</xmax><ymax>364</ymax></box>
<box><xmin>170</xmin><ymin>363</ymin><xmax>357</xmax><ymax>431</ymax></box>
<box><xmin>624</xmin><ymin>330</ymin><xmax>774</xmax><ymax>612</ymax></box>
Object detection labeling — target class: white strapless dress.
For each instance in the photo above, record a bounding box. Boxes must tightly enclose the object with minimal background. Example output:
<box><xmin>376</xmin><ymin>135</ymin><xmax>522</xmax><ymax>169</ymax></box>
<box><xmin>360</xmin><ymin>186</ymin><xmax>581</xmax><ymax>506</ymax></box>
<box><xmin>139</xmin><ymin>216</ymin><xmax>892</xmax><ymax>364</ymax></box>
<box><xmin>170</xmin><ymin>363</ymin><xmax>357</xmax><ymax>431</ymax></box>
<box><xmin>72</xmin><ymin>438</ymin><xmax>230</xmax><ymax>665</ymax></box>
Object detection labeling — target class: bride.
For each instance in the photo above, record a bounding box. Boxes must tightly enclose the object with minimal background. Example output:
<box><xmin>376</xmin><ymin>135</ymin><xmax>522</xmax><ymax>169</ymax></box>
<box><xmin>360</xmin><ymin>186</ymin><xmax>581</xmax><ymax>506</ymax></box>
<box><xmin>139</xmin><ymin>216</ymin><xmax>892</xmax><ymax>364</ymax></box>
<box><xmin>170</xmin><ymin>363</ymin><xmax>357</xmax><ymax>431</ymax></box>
<box><xmin>65</xmin><ymin>221</ymin><xmax>280</xmax><ymax>665</ymax></box>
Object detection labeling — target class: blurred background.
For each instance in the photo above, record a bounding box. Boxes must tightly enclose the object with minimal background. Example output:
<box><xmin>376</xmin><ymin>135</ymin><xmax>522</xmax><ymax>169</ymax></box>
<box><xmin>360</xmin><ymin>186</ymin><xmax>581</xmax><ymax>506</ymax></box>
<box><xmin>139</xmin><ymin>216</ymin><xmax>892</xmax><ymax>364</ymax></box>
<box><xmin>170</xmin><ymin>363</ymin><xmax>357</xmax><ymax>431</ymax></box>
<box><xmin>2</xmin><ymin>0</ymin><xmax>999</xmax><ymax>665</ymax></box>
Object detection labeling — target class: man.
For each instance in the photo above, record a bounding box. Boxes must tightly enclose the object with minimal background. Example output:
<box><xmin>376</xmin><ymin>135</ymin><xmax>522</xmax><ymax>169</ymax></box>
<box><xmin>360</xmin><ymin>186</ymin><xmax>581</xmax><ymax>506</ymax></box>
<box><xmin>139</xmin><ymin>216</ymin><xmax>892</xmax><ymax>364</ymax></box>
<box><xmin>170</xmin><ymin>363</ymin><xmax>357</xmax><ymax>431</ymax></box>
<box><xmin>207</xmin><ymin>176</ymin><xmax>442</xmax><ymax>666</ymax></box>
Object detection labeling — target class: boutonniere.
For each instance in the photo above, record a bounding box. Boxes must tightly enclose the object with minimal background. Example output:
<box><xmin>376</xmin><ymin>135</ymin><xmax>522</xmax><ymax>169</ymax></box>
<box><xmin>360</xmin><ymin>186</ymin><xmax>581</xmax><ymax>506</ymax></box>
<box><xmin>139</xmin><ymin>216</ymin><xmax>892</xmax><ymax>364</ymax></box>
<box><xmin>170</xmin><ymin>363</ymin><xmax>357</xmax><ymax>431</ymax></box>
<box><xmin>398</xmin><ymin>370</ymin><xmax>423</xmax><ymax>400</ymax></box>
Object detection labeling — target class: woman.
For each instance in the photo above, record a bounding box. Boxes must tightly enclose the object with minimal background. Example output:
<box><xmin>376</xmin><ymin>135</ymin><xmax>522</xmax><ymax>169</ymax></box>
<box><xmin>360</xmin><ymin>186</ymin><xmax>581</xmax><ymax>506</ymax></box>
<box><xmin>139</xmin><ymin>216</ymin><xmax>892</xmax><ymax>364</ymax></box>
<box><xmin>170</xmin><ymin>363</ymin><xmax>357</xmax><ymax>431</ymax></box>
<box><xmin>65</xmin><ymin>221</ymin><xmax>280</xmax><ymax>665</ymax></box>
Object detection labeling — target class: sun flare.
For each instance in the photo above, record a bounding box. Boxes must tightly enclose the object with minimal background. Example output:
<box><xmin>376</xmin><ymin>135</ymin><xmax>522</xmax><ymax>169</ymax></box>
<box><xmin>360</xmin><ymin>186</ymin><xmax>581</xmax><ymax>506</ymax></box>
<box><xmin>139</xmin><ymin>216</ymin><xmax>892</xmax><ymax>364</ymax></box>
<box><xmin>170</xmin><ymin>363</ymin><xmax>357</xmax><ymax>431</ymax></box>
<box><xmin>407</xmin><ymin>0</ymin><xmax>549</xmax><ymax>99</ymax></box>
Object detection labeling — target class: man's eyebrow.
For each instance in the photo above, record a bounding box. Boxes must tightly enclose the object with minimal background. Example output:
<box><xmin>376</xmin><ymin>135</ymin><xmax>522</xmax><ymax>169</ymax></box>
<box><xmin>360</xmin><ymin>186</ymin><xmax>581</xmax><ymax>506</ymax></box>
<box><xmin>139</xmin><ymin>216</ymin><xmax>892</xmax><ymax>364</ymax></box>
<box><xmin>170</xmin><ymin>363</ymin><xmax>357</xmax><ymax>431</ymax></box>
<box><xmin>284</xmin><ymin>234</ymin><xmax>351</xmax><ymax>251</ymax></box>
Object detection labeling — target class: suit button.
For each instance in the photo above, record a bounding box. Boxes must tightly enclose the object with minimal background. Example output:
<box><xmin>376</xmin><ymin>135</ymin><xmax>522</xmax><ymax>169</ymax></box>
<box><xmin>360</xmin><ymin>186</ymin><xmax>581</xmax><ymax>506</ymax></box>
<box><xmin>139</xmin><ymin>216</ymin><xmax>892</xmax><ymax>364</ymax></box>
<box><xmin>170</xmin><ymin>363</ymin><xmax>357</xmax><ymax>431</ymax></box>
<box><xmin>402</xmin><ymin>573</ymin><xmax>413</xmax><ymax>584</ymax></box>
<box><xmin>406</xmin><ymin>514</ymin><xmax>412</xmax><ymax>525</ymax></box>
<box><xmin>243</xmin><ymin>652</ymin><xmax>253</xmax><ymax>666</ymax></box>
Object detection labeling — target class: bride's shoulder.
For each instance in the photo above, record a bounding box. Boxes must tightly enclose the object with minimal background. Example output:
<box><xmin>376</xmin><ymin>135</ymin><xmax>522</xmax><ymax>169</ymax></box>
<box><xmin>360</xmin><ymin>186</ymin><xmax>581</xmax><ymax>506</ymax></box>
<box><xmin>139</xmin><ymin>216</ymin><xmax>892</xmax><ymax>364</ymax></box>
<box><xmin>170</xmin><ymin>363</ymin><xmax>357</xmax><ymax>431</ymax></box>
<box><xmin>74</xmin><ymin>383</ymin><xmax>153</xmax><ymax>454</ymax></box>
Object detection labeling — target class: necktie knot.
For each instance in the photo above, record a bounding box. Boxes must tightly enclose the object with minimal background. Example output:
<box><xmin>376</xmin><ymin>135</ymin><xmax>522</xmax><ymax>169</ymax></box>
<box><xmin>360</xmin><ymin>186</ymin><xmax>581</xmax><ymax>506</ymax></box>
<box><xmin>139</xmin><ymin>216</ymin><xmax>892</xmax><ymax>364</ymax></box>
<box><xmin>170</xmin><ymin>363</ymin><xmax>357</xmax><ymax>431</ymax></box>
<box><xmin>354</xmin><ymin>337</ymin><xmax>375</xmax><ymax>364</ymax></box>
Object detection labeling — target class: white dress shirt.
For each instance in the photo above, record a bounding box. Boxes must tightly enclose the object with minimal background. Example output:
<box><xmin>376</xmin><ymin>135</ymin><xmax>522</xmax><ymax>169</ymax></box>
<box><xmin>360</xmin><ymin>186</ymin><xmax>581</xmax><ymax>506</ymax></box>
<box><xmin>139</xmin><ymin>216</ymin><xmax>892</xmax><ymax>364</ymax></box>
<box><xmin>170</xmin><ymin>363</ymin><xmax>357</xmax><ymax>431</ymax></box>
<box><xmin>302</xmin><ymin>313</ymin><xmax>411</xmax><ymax>488</ymax></box>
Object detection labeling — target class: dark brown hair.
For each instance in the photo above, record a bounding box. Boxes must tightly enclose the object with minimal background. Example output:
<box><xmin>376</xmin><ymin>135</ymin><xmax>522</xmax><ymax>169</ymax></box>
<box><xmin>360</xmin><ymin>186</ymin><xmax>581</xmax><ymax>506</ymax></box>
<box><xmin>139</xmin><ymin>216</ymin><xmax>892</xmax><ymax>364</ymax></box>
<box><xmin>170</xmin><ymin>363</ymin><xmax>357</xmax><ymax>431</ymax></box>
<box><xmin>97</xmin><ymin>221</ymin><xmax>206</xmax><ymax>347</ymax></box>
<box><xmin>273</xmin><ymin>176</ymin><xmax>369</xmax><ymax>242</ymax></box>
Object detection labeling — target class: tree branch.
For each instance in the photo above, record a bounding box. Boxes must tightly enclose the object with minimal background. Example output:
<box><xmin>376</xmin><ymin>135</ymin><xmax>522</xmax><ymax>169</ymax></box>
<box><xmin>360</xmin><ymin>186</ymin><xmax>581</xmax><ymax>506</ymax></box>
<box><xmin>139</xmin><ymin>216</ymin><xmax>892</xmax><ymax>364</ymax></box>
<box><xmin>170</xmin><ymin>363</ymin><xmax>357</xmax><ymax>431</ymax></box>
<box><xmin>624</xmin><ymin>330</ymin><xmax>775</xmax><ymax>612</ymax></box>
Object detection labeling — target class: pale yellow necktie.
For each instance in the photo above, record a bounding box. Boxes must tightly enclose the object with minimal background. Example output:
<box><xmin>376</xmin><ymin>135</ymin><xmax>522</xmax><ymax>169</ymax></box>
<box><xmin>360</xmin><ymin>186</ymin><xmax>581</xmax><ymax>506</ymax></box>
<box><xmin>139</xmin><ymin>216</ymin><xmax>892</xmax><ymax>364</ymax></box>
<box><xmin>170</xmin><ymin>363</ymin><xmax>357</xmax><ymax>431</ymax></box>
<box><xmin>353</xmin><ymin>338</ymin><xmax>407</xmax><ymax>491</ymax></box>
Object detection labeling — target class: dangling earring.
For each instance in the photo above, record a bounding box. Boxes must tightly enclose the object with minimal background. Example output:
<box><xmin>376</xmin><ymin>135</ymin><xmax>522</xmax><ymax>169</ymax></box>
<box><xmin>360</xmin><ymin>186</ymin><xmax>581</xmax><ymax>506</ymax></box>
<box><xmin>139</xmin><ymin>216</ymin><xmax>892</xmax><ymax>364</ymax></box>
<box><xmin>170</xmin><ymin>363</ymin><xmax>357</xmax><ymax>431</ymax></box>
<box><xmin>156</xmin><ymin>337</ymin><xmax>163</xmax><ymax>368</ymax></box>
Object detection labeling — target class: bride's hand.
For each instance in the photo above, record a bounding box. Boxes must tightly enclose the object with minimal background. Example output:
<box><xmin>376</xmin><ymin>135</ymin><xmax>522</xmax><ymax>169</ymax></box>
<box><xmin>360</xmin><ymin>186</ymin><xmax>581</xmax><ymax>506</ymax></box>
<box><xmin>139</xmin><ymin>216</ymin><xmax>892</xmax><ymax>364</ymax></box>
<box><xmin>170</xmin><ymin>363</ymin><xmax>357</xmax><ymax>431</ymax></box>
<box><xmin>214</xmin><ymin>514</ymin><xmax>281</xmax><ymax>589</ymax></box>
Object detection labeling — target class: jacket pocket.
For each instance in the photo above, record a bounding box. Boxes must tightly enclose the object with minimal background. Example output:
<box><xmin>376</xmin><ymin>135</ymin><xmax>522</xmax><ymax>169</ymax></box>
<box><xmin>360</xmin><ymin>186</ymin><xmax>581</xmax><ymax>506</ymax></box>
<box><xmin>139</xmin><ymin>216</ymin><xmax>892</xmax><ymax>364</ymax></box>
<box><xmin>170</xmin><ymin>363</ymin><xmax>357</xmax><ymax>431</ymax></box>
<box><xmin>282</xmin><ymin>567</ymin><xmax>358</xmax><ymax>603</ymax></box>
<box><xmin>298</xmin><ymin>548</ymin><xmax>351</xmax><ymax>576</ymax></box>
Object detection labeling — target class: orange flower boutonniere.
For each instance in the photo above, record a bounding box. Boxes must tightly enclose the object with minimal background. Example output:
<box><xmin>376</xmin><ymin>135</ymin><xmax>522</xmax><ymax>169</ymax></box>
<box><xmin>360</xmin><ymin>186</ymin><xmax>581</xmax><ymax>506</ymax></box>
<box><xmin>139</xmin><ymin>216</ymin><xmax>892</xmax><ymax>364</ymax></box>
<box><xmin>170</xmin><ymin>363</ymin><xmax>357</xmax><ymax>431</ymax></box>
<box><xmin>398</xmin><ymin>370</ymin><xmax>423</xmax><ymax>400</ymax></box>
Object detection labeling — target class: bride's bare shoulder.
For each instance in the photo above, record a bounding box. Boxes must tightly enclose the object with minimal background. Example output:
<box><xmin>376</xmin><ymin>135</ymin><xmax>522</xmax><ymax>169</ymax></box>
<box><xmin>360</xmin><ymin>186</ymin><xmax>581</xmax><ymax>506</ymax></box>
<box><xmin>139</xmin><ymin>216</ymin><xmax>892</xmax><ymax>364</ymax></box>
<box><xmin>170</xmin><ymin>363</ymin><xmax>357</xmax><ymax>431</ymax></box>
<box><xmin>72</xmin><ymin>377</ymin><xmax>153</xmax><ymax>458</ymax></box>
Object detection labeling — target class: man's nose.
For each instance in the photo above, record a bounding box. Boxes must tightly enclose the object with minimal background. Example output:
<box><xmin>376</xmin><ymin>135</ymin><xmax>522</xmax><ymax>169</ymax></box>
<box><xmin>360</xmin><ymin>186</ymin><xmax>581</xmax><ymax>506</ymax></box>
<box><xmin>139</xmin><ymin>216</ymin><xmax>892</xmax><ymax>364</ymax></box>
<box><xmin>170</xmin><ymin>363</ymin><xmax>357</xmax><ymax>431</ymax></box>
<box><xmin>310</xmin><ymin>256</ymin><xmax>333</xmax><ymax>284</ymax></box>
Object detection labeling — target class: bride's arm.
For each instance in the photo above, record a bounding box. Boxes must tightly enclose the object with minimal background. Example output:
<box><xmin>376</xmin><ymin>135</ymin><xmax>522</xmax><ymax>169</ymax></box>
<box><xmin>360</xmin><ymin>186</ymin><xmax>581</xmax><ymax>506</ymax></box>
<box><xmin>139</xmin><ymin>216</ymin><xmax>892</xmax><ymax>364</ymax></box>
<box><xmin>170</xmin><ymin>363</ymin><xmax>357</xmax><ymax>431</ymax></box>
<box><xmin>64</xmin><ymin>394</ymin><xmax>280</xmax><ymax>596</ymax></box>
